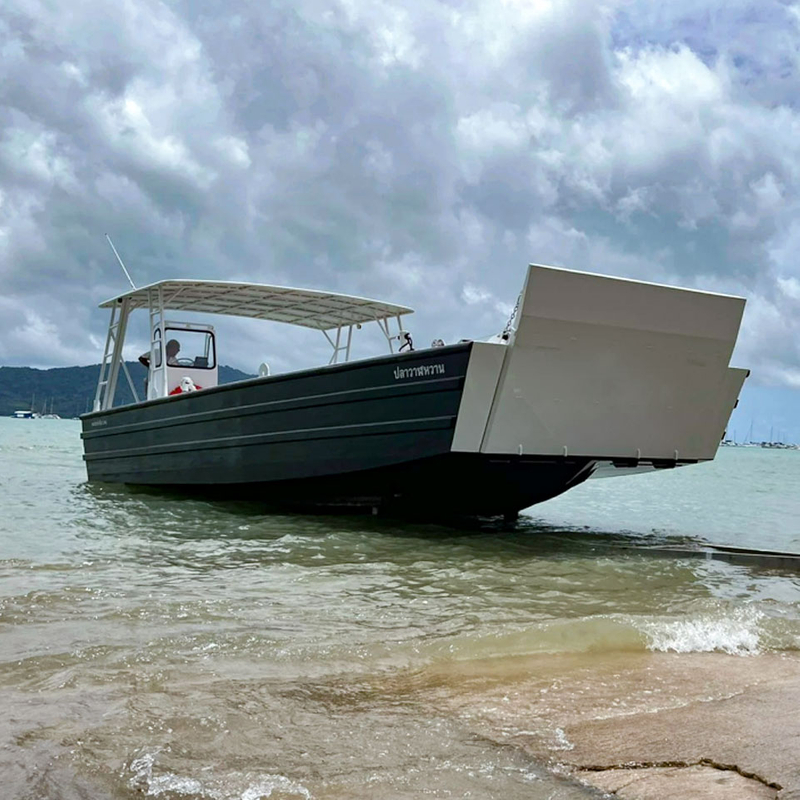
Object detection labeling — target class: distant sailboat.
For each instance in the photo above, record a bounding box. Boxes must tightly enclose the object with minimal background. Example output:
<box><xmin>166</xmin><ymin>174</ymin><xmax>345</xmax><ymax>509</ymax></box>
<box><xmin>42</xmin><ymin>398</ymin><xmax>61</xmax><ymax>419</ymax></box>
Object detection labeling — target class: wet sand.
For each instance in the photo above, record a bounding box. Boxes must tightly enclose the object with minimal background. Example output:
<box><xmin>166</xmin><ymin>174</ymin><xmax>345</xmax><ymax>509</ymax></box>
<box><xmin>565</xmin><ymin>656</ymin><xmax>800</xmax><ymax>799</ymax></box>
<box><xmin>418</xmin><ymin>651</ymin><xmax>800</xmax><ymax>799</ymax></box>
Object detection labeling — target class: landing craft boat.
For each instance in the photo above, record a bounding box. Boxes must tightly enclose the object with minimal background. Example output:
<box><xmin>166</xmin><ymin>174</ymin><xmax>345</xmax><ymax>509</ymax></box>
<box><xmin>81</xmin><ymin>264</ymin><xmax>748</xmax><ymax>517</ymax></box>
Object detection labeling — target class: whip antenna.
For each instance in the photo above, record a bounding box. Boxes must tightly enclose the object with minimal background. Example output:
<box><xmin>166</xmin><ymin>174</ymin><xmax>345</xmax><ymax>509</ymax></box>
<box><xmin>105</xmin><ymin>234</ymin><xmax>136</xmax><ymax>289</ymax></box>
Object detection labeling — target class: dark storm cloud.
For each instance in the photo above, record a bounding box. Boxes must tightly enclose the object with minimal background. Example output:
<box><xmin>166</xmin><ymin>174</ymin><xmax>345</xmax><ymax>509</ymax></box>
<box><xmin>1</xmin><ymin>0</ymin><xmax>800</xmax><ymax>398</ymax></box>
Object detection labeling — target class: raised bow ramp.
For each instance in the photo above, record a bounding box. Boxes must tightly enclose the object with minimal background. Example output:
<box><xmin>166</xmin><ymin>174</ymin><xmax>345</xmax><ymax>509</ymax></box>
<box><xmin>453</xmin><ymin>264</ymin><xmax>747</xmax><ymax>469</ymax></box>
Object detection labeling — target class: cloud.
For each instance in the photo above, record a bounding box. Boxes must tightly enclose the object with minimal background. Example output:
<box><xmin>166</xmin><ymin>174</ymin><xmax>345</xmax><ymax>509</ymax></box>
<box><xmin>0</xmin><ymin>0</ymin><xmax>798</xmax><ymax>433</ymax></box>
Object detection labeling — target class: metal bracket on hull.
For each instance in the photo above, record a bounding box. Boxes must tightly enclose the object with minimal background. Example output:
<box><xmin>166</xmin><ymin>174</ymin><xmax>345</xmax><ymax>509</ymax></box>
<box><xmin>376</xmin><ymin>316</ymin><xmax>409</xmax><ymax>356</ymax></box>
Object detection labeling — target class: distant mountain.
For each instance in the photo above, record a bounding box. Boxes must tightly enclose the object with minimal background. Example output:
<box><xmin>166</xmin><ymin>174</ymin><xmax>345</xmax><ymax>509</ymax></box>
<box><xmin>0</xmin><ymin>362</ymin><xmax>255</xmax><ymax>417</ymax></box>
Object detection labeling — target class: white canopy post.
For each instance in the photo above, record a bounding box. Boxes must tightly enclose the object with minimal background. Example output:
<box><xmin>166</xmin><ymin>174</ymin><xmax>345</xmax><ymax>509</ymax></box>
<box><xmin>323</xmin><ymin>325</ymin><xmax>354</xmax><ymax>364</ymax></box>
<box><xmin>93</xmin><ymin>306</ymin><xmax>118</xmax><ymax>411</ymax></box>
<box><xmin>147</xmin><ymin>285</ymin><xmax>168</xmax><ymax>399</ymax></box>
<box><xmin>93</xmin><ymin>296</ymin><xmax>132</xmax><ymax>411</ymax></box>
<box><xmin>377</xmin><ymin>317</ymin><xmax>395</xmax><ymax>353</ymax></box>
<box><xmin>345</xmin><ymin>324</ymin><xmax>353</xmax><ymax>361</ymax></box>
<box><xmin>120</xmin><ymin>360</ymin><xmax>140</xmax><ymax>404</ymax></box>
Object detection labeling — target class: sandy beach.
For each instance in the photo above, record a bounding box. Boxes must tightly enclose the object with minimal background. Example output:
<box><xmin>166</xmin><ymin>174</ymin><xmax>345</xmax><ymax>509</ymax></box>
<box><xmin>419</xmin><ymin>651</ymin><xmax>800</xmax><ymax>798</ymax></box>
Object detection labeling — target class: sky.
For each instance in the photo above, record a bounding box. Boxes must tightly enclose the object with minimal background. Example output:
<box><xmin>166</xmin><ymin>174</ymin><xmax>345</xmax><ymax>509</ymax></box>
<box><xmin>1</xmin><ymin>0</ymin><xmax>799</xmax><ymax>440</ymax></box>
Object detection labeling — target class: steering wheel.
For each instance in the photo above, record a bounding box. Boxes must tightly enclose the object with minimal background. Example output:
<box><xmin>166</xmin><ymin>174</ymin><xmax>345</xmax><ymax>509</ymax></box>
<box><xmin>174</xmin><ymin>357</ymin><xmax>195</xmax><ymax>366</ymax></box>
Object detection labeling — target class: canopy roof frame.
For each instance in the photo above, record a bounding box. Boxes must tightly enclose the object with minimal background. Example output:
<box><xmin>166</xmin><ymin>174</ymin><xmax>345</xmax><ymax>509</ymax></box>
<box><xmin>94</xmin><ymin>279</ymin><xmax>415</xmax><ymax>410</ymax></box>
<box><xmin>99</xmin><ymin>279</ymin><xmax>414</xmax><ymax>331</ymax></box>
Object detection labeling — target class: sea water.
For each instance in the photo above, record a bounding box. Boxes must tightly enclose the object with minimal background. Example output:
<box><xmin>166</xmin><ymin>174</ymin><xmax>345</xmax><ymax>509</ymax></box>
<box><xmin>1</xmin><ymin>417</ymin><xmax>799</xmax><ymax>799</ymax></box>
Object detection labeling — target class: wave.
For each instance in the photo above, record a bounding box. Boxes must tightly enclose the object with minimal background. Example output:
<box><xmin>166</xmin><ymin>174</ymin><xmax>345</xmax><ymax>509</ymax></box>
<box><xmin>128</xmin><ymin>750</ymin><xmax>312</xmax><ymax>799</ymax></box>
<box><xmin>641</xmin><ymin>607</ymin><xmax>764</xmax><ymax>655</ymax></box>
<box><xmin>416</xmin><ymin>617</ymin><xmax>648</xmax><ymax>663</ymax></box>
<box><xmin>415</xmin><ymin>606</ymin><xmax>800</xmax><ymax>663</ymax></box>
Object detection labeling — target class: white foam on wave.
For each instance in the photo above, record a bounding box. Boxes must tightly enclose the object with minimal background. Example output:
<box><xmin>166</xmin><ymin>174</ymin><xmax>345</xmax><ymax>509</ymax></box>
<box><xmin>551</xmin><ymin>727</ymin><xmax>575</xmax><ymax>751</ymax></box>
<box><xmin>241</xmin><ymin>776</ymin><xmax>312</xmax><ymax>800</ymax></box>
<box><xmin>642</xmin><ymin>607</ymin><xmax>764</xmax><ymax>655</ymax></box>
<box><xmin>128</xmin><ymin>750</ymin><xmax>312</xmax><ymax>799</ymax></box>
<box><xmin>129</xmin><ymin>751</ymin><xmax>204</xmax><ymax>797</ymax></box>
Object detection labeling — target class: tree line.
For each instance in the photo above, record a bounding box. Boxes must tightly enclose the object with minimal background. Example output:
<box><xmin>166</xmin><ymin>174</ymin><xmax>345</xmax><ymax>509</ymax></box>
<box><xmin>0</xmin><ymin>363</ymin><xmax>254</xmax><ymax>417</ymax></box>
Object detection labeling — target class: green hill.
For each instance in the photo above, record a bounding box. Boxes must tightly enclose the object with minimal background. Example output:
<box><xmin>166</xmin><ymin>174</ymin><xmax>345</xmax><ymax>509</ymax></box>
<box><xmin>0</xmin><ymin>362</ymin><xmax>255</xmax><ymax>417</ymax></box>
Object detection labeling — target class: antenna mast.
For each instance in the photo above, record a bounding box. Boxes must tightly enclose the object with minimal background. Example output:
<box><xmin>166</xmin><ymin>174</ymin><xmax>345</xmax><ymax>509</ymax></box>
<box><xmin>105</xmin><ymin>234</ymin><xmax>136</xmax><ymax>290</ymax></box>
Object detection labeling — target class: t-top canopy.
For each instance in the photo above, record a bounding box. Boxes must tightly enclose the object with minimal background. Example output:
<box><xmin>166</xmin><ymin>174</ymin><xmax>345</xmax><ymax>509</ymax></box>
<box><xmin>99</xmin><ymin>279</ymin><xmax>414</xmax><ymax>330</ymax></box>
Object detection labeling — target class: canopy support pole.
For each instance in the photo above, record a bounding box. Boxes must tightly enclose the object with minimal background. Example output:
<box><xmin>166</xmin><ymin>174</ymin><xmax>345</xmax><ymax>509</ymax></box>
<box><xmin>93</xmin><ymin>297</ymin><xmax>132</xmax><ymax>411</ymax></box>
<box><xmin>377</xmin><ymin>318</ymin><xmax>395</xmax><ymax>353</ymax></box>
<box><xmin>121</xmin><ymin>360</ymin><xmax>140</xmax><ymax>404</ymax></box>
<box><xmin>147</xmin><ymin>286</ymin><xmax>168</xmax><ymax>399</ymax></box>
<box><xmin>323</xmin><ymin>325</ymin><xmax>355</xmax><ymax>364</ymax></box>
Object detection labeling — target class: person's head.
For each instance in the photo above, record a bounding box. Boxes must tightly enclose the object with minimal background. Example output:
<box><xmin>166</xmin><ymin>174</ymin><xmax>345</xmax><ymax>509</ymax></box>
<box><xmin>166</xmin><ymin>339</ymin><xmax>180</xmax><ymax>358</ymax></box>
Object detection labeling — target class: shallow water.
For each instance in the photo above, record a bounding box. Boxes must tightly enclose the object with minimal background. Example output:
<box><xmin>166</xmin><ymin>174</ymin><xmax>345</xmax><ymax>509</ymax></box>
<box><xmin>1</xmin><ymin>418</ymin><xmax>799</xmax><ymax>798</ymax></box>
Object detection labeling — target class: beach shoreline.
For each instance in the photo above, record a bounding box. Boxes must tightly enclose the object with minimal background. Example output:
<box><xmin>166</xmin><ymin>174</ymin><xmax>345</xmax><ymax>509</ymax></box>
<box><xmin>420</xmin><ymin>650</ymin><xmax>800</xmax><ymax>799</ymax></box>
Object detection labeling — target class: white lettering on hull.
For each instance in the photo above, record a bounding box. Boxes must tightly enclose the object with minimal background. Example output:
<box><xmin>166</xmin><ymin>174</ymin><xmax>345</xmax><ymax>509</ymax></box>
<box><xmin>393</xmin><ymin>363</ymin><xmax>446</xmax><ymax>380</ymax></box>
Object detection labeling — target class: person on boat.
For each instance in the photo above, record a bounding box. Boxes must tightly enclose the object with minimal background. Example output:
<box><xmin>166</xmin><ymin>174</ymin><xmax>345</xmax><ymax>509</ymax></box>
<box><xmin>166</xmin><ymin>339</ymin><xmax>181</xmax><ymax>366</ymax></box>
<box><xmin>138</xmin><ymin>339</ymin><xmax>181</xmax><ymax>368</ymax></box>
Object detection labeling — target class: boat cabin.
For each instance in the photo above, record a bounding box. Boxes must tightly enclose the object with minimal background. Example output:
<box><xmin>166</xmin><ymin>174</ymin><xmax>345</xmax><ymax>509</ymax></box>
<box><xmin>147</xmin><ymin>321</ymin><xmax>218</xmax><ymax>398</ymax></box>
<box><xmin>93</xmin><ymin>279</ymin><xmax>414</xmax><ymax>411</ymax></box>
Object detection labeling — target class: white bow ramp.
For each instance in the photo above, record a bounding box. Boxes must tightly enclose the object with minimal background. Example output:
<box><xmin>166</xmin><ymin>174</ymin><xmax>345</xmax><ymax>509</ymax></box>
<box><xmin>453</xmin><ymin>264</ymin><xmax>747</xmax><ymax>465</ymax></box>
